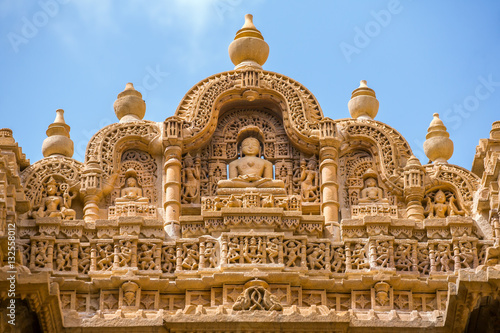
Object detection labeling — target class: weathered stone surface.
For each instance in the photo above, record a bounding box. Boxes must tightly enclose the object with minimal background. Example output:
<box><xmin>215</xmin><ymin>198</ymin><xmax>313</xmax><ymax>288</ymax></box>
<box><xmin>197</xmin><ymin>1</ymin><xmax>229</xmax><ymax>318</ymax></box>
<box><xmin>0</xmin><ymin>13</ymin><xmax>499</xmax><ymax>333</ymax></box>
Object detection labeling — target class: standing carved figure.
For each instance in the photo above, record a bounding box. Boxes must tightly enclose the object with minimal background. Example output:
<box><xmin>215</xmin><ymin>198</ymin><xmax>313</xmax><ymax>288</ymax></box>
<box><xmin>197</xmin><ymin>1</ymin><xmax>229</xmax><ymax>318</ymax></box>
<box><xmin>284</xmin><ymin>240</ymin><xmax>300</xmax><ymax>268</ymax></box>
<box><xmin>162</xmin><ymin>247</ymin><xmax>176</xmax><ymax>273</ymax></box>
<box><xmin>228</xmin><ymin>237</ymin><xmax>241</xmax><ymax>264</ymax></box>
<box><xmin>139</xmin><ymin>243</ymin><xmax>157</xmax><ymax>270</ymax></box>
<box><xmin>243</xmin><ymin>237</ymin><xmax>263</xmax><ymax>264</ymax></box>
<box><xmin>203</xmin><ymin>242</ymin><xmax>217</xmax><ymax>268</ymax></box>
<box><xmin>266</xmin><ymin>238</ymin><xmax>279</xmax><ymax>264</ymax></box>
<box><xmin>331</xmin><ymin>247</ymin><xmax>346</xmax><ymax>273</ymax></box>
<box><xmin>33</xmin><ymin>241</ymin><xmax>49</xmax><ymax>268</ymax></box>
<box><xmin>436</xmin><ymin>244</ymin><xmax>452</xmax><ymax>272</ymax></box>
<box><xmin>182</xmin><ymin>154</ymin><xmax>200</xmax><ymax>203</ymax></box>
<box><xmin>117</xmin><ymin>241</ymin><xmax>133</xmax><ymax>267</ymax></box>
<box><xmin>300</xmin><ymin>159</ymin><xmax>319</xmax><ymax>202</ymax></box>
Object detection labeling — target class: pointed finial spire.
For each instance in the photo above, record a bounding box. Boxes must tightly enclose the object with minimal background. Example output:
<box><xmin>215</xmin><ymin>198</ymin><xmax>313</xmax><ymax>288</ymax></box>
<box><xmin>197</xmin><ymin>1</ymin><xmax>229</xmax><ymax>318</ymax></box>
<box><xmin>406</xmin><ymin>154</ymin><xmax>422</xmax><ymax>167</ymax></box>
<box><xmin>423</xmin><ymin>113</ymin><xmax>454</xmax><ymax>164</ymax></box>
<box><xmin>348</xmin><ymin>80</ymin><xmax>379</xmax><ymax>120</ymax></box>
<box><xmin>113</xmin><ymin>83</ymin><xmax>146</xmax><ymax>123</ymax></box>
<box><xmin>42</xmin><ymin>109</ymin><xmax>74</xmax><ymax>158</ymax></box>
<box><xmin>228</xmin><ymin>14</ymin><xmax>269</xmax><ymax>70</ymax></box>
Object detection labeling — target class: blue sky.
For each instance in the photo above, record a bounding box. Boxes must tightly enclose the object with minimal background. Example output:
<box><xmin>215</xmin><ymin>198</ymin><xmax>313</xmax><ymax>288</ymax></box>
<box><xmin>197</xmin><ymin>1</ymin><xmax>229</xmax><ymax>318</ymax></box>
<box><xmin>1</xmin><ymin>0</ymin><xmax>499</xmax><ymax>169</ymax></box>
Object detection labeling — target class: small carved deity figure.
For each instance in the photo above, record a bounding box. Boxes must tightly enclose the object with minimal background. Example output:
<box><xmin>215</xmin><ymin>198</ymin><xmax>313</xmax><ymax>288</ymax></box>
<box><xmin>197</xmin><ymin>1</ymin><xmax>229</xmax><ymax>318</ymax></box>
<box><xmin>395</xmin><ymin>243</ymin><xmax>413</xmax><ymax>271</ymax></box>
<box><xmin>375</xmin><ymin>241</ymin><xmax>391</xmax><ymax>268</ymax></box>
<box><xmin>35</xmin><ymin>176</ymin><xmax>76</xmax><ymax>220</ymax></box>
<box><xmin>227</xmin><ymin>237</ymin><xmax>241</xmax><ymax>264</ymax></box>
<box><xmin>306</xmin><ymin>243</ymin><xmax>326</xmax><ymax>270</ymax></box>
<box><xmin>359</xmin><ymin>169</ymin><xmax>387</xmax><ymax>204</ymax></box>
<box><xmin>33</xmin><ymin>241</ymin><xmax>49</xmax><ymax>268</ymax></box>
<box><xmin>203</xmin><ymin>242</ymin><xmax>217</xmax><ymax>268</ymax></box>
<box><xmin>181</xmin><ymin>154</ymin><xmax>200</xmax><ymax>204</ymax></box>
<box><xmin>417</xmin><ymin>247</ymin><xmax>430</xmax><ymax>275</ymax></box>
<box><xmin>97</xmin><ymin>244</ymin><xmax>113</xmax><ymax>271</ymax></box>
<box><xmin>436</xmin><ymin>244</ymin><xmax>452</xmax><ymax>272</ymax></box>
<box><xmin>266</xmin><ymin>238</ymin><xmax>280</xmax><ymax>264</ymax></box>
<box><xmin>218</xmin><ymin>136</ymin><xmax>284</xmax><ymax>188</ymax></box>
<box><xmin>243</xmin><ymin>237</ymin><xmax>263</xmax><ymax>264</ymax></box>
<box><xmin>116</xmin><ymin>169</ymin><xmax>148</xmax><ymax>203</ymax></box>
<box><xmin>351</xmin><ymin>243</ymin><xmax>369</xmax><ymax>270</ymax></box>
<box><xmin>55</xmin><ymin>244</ymin><xmax>72</xmax><ymax>271</ymax></box>
<box><xmin>300</xmin><ymin>158</ymin><xmax>319</xmax><ymax>202</ymax></box>
<box><xmin>424</xmin><ymin>189</ymin><xmax>465</xmax><ymax>218</ymax></box>
<box><xmin>139</xmin><ymin>243</ymin><xmax>157</xmax><ymax>270</ymax></box>
<box><xmin>182</xmin><ymin>243</ymin><xmax>199</xmax><ymax>270</ymax></box>
<box><xmin>117</xmin><ymin>240</ymin><xmax>133</xmax><ymax>267</ymax></box>
<box><xmin>331</xmin><ymin>247</ymin><xmax>346</xmax><ymax>273</ymax></box>
<box><xmin>458</xmin><ymin>242</ymin><xmax>474</xmax><ymax>269</ymax></box>
<box><xmin>162</xmin><ymin>246</ymin><xmax>176</xmax><ymax>273</ymax></box>
<box><xmin>284</xmin><ymin>240</ymin><xmax>301</xmax><ymax>268</ymax></box>
<box><xmin>78</xmin><ymin>246</ymin><xmax>91</xmax><ymax>274</ymax></box>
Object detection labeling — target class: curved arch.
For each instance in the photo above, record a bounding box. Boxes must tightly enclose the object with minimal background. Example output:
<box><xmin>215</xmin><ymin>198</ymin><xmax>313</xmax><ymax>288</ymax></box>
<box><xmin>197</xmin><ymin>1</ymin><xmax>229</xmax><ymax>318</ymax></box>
<box><xmin>337</xmin><ymin>119</ymin><xmax>413</xmax><ymax>191</ymax></box>
<box><xmin>85</xmin><ymin>121</ymin><xmax>161</xmax><ymax>181</ymax></box>
<box><xmin>174</xmin><ymin>69</ymin><xmax>323</xmax><ymax>152</ymax></box>
<box><xmin>424</xmin><ymin>163</ymin><xmax>480</xmax><ymax>212</ymax></box>
<box><xmin>21</xmin><ymin>156</ymin><xmax>83</xmax><ymax>207</ymax></box>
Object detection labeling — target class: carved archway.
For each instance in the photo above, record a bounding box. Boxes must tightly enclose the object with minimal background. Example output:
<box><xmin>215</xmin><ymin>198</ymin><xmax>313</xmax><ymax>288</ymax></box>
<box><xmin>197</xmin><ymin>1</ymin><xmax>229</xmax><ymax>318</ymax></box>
<box><xmin>174</xmin><ymin>69</ymin><xmax>324</xmax><ymax>152</ymax></box>
<box><xmin>84</xmin><ymin>121</ymin><xmax>162</xmax><ymax>182</ymax></box>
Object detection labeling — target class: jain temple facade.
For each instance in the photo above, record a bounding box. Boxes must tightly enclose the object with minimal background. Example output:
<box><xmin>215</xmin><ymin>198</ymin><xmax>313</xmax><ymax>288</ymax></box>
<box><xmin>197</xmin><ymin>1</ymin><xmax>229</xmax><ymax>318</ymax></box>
<box><xmin>1</xmin><ymin>14</ymin><xmax>500</xmax><ymax>333</ymax></box>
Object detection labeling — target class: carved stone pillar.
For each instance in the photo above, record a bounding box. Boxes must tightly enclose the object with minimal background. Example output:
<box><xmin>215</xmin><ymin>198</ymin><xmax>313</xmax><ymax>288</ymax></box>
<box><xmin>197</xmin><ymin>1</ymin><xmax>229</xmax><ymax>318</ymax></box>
<box><xmin>163</xmin><ymin>117</ymin><xmax>183</xmax><ymax>238</ymax></box>
<box><xmin>319</xmin><ymin>118</ymin><xmax>341</xmax><ymax>241</ymax></box>
<box><xmin>81</xmin><ymin>157</ymin><xmax>103</xmax><ymax>222</ymax></box>
<box><xmin>403</xmin><ymin>155</ymin><xmax>425</xmax><ymax>220</ymax></box>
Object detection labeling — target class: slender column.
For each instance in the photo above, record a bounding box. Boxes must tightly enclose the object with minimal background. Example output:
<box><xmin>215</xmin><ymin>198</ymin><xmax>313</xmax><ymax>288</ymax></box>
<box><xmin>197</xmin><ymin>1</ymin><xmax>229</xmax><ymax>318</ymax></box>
<box><xmin>403</xmin><ymin>155</ymin><xmax>425</xmax><ymax>220</ymax></box>
<box><xmin>319</xmin><ymin>118</ymin><xmax>341</xmax><ymax>241</ymax></box>
<box><xmin>163</xmin><ymin>117</ymin><xmax>183</xmax><ymax>238</ymax></box>
<box><xmin>81</xmin><ymin>157</ymin><xmax>103</xmax><ymax>222</ymax></box>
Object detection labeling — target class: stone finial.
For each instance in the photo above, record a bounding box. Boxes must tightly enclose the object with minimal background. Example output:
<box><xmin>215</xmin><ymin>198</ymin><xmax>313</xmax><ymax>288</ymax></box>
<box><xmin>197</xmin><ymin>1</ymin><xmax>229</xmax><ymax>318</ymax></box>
<box><xmin>490</xmin><ymin>120</ymin><xmax>500</xmax><ymax>140</ymax></box>
<box><xmin>113</xmin><ymin>83</ymin><xmax>146</xmax><ymax>123</ymax></box>
<box><xmin>348</xmin><ymin>80</ymin><xmax>379</xmax><ymax>120</ymax></box>
<box><xmin>42</xmin><ymin>109</ymin><xmax>74</xmax><ymax>158</ymax></box>
<box><xmin>423</xmin><ymin>113</ymin><xmax>454</xmax><ymax>164</ymax></box>
<box><xmin>228</xmin><ymin>14</ymin><xmax>269</xmax><ymax>70</ymax></box>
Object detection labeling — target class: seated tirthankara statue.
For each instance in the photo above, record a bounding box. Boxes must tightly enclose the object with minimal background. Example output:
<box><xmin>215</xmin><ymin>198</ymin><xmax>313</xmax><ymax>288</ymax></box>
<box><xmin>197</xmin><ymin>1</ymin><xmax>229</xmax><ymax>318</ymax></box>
<box><xmin>351</xmin><ymin>168</ymin><xmax>395</xmax><ymax>218</ymax></box>
<box><xmin>110</xmin><ymin>168</ymin><xmax>155</xmax><ymax>219</ymax></box>
<box><xmin>116</xmin><ymin>169</ymin><xmax>149</xmax><ymax>203</ymax></box>
<box><xmin>358</xmin><ymin>168</ymin><xmax>388</xmax><ymax>204</ymax></box>
<box><xmin>218</xmin><ymin>136</ymin><xmax>285</xmax><ymax>193</ymax></box>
